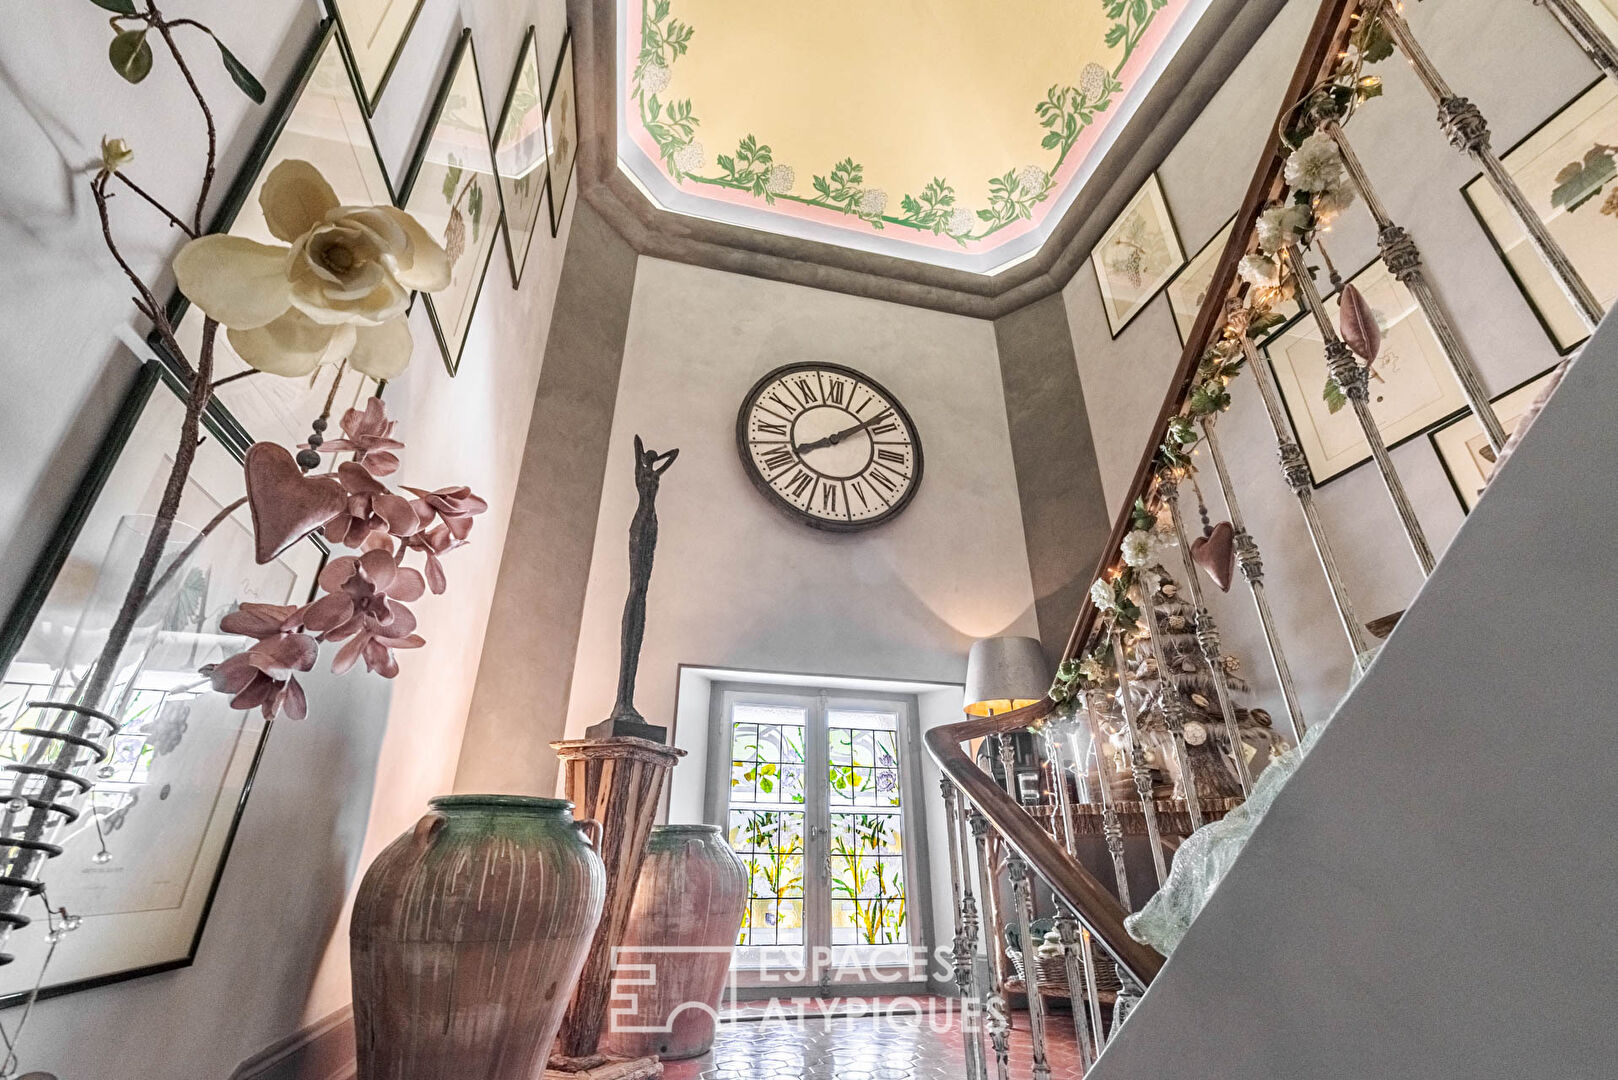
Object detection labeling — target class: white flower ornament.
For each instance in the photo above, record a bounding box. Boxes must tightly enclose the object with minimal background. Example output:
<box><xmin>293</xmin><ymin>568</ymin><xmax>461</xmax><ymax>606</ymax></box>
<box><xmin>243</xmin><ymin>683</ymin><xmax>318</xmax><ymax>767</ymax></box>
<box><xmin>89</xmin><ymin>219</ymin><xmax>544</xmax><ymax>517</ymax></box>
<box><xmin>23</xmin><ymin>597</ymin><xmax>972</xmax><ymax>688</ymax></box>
<box><xmin>1121</xmin><ymin>529</ymin><xmax>1154</xmax><ymax>568</ymax></box>
<box><xmin>1090</xmin><ymin>578</ymin><xmax>1119</xmax><ymax>612</ymax></box>
<box><xmin>173</xmin><ymin>159</ymin><xmax>449</xmax><ymax>379</ymax></box>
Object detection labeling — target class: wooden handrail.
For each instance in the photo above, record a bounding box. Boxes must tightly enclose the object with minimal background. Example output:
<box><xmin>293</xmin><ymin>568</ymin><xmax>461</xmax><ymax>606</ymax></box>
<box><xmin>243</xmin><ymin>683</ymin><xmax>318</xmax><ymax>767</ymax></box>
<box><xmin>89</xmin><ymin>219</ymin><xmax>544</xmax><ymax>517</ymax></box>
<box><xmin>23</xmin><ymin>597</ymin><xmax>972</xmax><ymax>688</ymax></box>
<box><xmin>1061</xmin><ymin>0</ymin><xmax>1365</xmax><ymax>663</ymax></box>
<box><xmin>929</xmin><ymin>0</ymin><xmax>1365</xmax><ymax>988</ymax></box>
<box><xmin>924</xmin><ymin>697</ymin><xmax>1166</xmax><ymax>984</ymax></box>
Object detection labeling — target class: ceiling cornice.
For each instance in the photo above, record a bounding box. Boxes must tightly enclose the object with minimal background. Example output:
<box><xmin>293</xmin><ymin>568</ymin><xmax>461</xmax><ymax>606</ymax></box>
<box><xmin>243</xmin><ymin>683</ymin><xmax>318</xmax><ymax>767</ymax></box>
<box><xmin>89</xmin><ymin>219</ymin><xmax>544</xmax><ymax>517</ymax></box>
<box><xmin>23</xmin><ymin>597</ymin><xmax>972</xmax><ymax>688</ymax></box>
<box><xmin>567</xmin><ymin>0</ymin><xmax>1288</xmax><ymax>320</ymax></box>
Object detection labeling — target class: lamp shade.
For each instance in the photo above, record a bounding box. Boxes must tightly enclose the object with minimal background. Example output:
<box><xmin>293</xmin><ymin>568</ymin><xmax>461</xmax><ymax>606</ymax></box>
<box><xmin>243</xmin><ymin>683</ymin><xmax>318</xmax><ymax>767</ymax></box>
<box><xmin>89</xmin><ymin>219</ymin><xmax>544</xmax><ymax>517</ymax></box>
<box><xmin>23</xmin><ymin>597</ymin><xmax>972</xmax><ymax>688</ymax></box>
<box><xmin>963</xmin><ymin>636</ymin><xmax>1051</xmax><ymax>716</ymax></box>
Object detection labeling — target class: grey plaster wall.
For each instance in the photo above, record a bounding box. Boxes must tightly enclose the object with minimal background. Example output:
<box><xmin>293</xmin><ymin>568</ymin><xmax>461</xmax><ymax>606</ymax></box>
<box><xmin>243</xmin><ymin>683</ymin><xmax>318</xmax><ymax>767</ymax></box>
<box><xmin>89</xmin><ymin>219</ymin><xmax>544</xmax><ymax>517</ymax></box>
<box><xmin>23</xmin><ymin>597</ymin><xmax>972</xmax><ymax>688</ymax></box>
<box><xmin>1088</xmin><ymin>307</ymin><xmax>1618</xmax><ymax>1080</ymax></box>
<box><xmin>994</xmin><ymin>294</ymin><xmax>1114</xmax><ymax>665</ymax></box>
<box><xmin>1062</xmin><ymin>0</ymin><xmax>1591</xmax><ymax>729</ymax></box>
<box><xmin>0</xmin><ymin>2</ymin><xmax>575</xmax><ymax>1075</ymax></box>
<box><xmin>564</xmin><ymin>256</ymin><xmax>1041</xmax><ymax>789</ymax></box>
<box><xmin>455</xmin><ymin>202</ymin><xmax>638</xmax><ymax>798</ymax></box>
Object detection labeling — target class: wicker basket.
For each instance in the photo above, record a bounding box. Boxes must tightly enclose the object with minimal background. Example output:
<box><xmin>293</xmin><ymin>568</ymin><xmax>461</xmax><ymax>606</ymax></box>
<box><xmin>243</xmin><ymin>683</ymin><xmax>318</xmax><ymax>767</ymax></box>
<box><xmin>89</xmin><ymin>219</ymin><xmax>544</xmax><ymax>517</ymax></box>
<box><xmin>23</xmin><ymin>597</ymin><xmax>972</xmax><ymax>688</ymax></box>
<box><xmin>1008</xmin><ymin>943</ymin><xmax>1122</xmax><ymax>999</ymax></box>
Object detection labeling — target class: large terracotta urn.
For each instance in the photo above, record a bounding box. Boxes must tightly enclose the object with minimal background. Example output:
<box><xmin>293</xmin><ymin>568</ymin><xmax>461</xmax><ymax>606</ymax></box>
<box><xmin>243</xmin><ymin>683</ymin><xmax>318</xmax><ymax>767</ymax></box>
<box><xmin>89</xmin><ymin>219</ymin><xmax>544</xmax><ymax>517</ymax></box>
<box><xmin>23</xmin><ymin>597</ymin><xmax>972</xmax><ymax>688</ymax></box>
<box><xmin>351</xmin><ymin>795</ymin><xmax>606</xmax><ymax>1080</ymax></box>
<box><xmin>603</xmin><ymin>824</ymin><xmax>747</xmax><ymax>1061</ymax></box>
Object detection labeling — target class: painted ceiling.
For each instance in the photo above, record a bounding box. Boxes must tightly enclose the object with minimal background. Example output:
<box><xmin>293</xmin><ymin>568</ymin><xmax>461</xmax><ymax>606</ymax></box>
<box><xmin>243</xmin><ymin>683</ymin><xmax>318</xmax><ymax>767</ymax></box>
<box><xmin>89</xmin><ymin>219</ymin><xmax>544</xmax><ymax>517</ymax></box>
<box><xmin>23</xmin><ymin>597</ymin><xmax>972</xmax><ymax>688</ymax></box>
<box><xmin>617</xmin><ymin>0</ymin><xmax>1211</xmax><ymax>275</ymax></box>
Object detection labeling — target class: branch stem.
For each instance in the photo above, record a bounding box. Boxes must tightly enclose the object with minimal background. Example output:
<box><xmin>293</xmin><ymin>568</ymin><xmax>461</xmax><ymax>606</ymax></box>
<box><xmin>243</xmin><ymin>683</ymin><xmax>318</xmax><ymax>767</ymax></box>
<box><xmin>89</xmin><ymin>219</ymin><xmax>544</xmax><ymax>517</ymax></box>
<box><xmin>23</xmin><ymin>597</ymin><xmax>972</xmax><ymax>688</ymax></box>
<box><xmin>113</xmin><ymin>172</ymin><xmax>197</xmax><ymax>237</ymax></box>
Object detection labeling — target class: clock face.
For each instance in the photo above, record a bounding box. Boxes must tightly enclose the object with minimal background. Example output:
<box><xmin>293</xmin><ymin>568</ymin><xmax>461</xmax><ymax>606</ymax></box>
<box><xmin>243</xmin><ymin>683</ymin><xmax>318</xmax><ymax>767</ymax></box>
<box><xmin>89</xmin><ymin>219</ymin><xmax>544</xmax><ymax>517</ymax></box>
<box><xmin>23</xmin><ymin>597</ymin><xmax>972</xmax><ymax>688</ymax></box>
<box><xmin>736</xmin><ymin>362</ymin><xmax>923</xmax><ymax>531</ymax></box>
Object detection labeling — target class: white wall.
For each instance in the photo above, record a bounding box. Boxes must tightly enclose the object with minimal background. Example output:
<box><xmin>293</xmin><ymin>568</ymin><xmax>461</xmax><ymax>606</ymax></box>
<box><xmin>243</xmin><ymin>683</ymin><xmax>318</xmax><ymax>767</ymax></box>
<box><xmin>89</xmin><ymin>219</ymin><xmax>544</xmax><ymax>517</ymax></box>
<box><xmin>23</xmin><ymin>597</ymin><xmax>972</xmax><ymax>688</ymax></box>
<box><xmin>1060</xmin><ymin>0</ymin><xmax>1589</xmax><ymax>729</ymax></box>
<box><xmin>0</xmin><ymin>1</ymin><xmax>573</xmax><ymax>1075</ymax></box>
<box><xmin>1088</xmin><ymin>295</ymin><xmax>1618</xmax><ymax>1080</ymax></box>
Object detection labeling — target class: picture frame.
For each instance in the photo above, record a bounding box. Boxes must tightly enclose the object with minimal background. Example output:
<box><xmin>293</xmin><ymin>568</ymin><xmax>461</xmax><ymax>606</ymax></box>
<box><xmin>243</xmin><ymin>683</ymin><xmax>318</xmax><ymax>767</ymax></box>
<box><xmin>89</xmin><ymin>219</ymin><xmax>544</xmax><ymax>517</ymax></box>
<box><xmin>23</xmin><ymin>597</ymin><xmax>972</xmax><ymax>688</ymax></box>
<box><xmin>1165</xmin><ymin>215</ymin><xmax>1236</xmax><ymax>345</ymax></box>
<box><xmin>1461</xmin><ymin>77</ymin><xmax>1618</xmax><ymax>355</ymax></box>
<box><xmin>1262</xmin><ymin>258</ymin><xmax>1468</xmax><ymax>486</ymax></box>
<box><xmin>401</xmin><ymin>30</ymin><xmax>506</xmax><ymax>377</ymax></box>
<box><xmin>1429</xmin><ymin>364</ymin><xmax>1563</xmax><ymax>511</ymax></box>
<box><xmin>1090</xmin><ymin>175</ymin><xmax>1185</xmax><ymax>338</ymax></box>
<box><xmin>323</xmin><ymin>0</ymin><xmax>426</xmax><ymax>116</ymax></box>
<box><xmin>493</xmin><ymin>25</ymin><xmax>553</xmax><ymax>287</ymax></box>
<box><xmin>544</xmin><ymin>28</ymin><xmax>578</xmax><ymax>239</ymax></box>
<box><xmin>160</xmin><ymin>20</ymin><xmax>392</xmax><ymax>455</ymax></box>
<box><xmin>0</xmin><ymin>360</ymin><xmax>325</xmax><ymax>1006</ymax></box>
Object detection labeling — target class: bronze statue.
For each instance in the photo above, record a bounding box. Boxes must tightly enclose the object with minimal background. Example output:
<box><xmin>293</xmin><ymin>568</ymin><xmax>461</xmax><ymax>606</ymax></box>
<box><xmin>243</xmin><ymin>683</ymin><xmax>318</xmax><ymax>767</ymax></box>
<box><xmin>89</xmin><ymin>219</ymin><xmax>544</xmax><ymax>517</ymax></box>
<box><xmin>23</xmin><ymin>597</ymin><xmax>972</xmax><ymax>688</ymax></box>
<box><xmin>589</xmin><ymin>435</ymin><xmax>678</xmax><ymax>742</ymax></box>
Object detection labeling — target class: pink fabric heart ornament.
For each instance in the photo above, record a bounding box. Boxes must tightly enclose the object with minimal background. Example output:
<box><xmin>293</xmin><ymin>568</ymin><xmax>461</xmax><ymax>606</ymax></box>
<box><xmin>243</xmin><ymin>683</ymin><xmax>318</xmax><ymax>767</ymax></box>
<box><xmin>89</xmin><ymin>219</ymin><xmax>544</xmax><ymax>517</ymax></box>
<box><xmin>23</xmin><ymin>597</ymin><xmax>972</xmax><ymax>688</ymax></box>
<box><xmin>1190</xmin><ymin>521</ymin><xmax>1237</xmax><ymax>593</ymax></box>
<box><xmin>1338</xmin><ymin>283</ymin><xmax>1381</xmax><ymax>362</ymax></box>
<box><xmin>244</xmin><ymin>442</ymin><xmax>345</xmax><ymax>564</ymax></box>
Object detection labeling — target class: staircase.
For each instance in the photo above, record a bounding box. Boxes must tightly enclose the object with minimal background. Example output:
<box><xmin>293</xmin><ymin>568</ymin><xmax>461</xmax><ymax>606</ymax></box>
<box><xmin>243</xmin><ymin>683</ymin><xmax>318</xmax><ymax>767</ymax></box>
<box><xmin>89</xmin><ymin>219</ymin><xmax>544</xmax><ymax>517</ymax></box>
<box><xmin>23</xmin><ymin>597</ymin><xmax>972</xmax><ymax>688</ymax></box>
<box><xmin>925</xmin><ymin>1</ymin><xmax>1618</xmax><ymax>1075</ymax></box>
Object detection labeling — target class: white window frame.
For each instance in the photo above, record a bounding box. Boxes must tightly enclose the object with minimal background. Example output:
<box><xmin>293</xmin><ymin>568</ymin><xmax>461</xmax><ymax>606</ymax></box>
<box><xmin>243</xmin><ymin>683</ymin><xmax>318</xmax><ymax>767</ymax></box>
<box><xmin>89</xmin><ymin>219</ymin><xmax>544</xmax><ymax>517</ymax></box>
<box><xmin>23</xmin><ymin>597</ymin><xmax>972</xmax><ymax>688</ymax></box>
<box><xmin>705</xmin><ymin>681</ymin><xmax>935</xmax><ymax>995</ymax></box>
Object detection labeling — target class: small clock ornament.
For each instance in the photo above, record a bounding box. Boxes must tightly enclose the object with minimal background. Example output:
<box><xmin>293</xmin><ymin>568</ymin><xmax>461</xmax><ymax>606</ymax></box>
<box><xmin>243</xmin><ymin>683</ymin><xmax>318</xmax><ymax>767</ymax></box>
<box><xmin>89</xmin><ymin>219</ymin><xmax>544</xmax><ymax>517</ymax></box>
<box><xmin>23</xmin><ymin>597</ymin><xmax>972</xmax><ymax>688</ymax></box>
<box><xmin>736</xmin><ymin>362</ymin><xmax>923</xmax><ymax>531</ymax></box>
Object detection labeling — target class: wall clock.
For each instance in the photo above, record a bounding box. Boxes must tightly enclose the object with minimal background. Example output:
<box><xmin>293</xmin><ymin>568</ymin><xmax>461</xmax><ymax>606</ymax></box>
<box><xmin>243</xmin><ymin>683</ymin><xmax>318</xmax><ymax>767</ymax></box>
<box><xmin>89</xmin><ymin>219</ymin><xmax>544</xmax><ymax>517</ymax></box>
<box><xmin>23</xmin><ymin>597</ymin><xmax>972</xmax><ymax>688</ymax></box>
<box><xmin>736</xmin><ymin>362</ymin><xmax>923</xmax><ymax>532</ymax></box>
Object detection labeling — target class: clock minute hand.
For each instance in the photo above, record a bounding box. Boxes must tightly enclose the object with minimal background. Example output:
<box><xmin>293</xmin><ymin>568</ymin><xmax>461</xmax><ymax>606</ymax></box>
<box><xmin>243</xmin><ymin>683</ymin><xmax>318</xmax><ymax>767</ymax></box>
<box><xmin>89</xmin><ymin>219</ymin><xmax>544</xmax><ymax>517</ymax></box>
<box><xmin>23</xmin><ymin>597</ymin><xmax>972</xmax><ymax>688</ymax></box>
<box><xmin>794</xmin><ymin>409</ymin><xmax>894</xmax><ymax>455</ymax></box>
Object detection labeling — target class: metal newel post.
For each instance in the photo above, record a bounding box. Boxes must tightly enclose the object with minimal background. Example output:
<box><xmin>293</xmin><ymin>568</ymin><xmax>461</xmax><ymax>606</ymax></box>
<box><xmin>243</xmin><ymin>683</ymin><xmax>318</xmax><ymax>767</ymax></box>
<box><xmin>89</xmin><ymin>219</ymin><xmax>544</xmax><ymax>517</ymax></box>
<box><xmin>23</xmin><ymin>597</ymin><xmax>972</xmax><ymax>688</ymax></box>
<box><xmin>1287</xmin><ymin>242</ymin><xmax>1436</xmax><ymax>574</ymax></box>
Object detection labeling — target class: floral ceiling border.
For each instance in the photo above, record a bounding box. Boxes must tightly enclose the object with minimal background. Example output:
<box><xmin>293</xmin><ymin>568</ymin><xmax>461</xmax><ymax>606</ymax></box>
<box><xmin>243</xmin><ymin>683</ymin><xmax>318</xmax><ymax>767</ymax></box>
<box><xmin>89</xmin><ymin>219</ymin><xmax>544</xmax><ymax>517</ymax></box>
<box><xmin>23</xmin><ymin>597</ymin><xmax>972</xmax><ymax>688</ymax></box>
<box><xmin>622</xmin><ymin>0</ymin><xmax>1192</xmax><ymax>262</ymax></box>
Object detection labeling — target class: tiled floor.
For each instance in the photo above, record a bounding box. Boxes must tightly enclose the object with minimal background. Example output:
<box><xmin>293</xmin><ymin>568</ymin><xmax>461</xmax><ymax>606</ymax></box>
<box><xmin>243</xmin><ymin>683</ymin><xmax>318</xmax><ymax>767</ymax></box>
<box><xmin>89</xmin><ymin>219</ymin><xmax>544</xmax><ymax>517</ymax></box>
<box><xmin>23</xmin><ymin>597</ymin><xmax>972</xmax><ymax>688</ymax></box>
<box><xmin>664</xmin><ymin>1000</ymin><xmax>1087</xmax><ymax>1080</ymax></box>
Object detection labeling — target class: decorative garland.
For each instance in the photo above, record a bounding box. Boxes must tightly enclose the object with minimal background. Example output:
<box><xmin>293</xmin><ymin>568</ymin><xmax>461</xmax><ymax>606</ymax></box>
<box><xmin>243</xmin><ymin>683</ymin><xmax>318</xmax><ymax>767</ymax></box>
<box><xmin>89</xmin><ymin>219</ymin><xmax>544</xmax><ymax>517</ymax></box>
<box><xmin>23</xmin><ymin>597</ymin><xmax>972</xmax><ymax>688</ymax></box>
<box><xmin>630</xmin><ymin>0</ymin><xmax>1169</xmax><ymax>246</ymax></box>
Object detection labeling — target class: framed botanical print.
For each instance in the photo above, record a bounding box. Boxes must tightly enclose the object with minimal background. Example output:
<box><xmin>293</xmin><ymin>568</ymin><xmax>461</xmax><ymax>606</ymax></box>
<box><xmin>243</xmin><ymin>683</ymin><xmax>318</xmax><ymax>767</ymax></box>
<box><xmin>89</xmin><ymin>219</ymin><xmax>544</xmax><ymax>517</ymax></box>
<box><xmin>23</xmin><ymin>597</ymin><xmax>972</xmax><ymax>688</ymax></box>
<box><xmin>1262</xmin><ymin>259</ymin><xmax>1467</xmax><ymax>485</ymax></box>
<box><xmin>0</xmin><ymin>360</ymin><xmax>324</xmax><ymax>1006</ymax></box>
<box><xmin>324</xmin><ymin>0</ymin><xmax>425</xmax><ymax>115</ymax></box>
<box><xmin>1462</xmin><ymin>78</ymin><xmax>1618</xmax><ymax>353</ymax></box>
<box><xmin>401</xmin><ymin>30</ymin><xmax>505</xmax><ymax>376</ymax></box>
<box><xmin>1091</xmin><ymin>175</ymin><xmax>1185</xmax><ymax>338</ymax></box>
<box><xmin>163</xmin><ymin>20</ymin><xmax>389</xmax><ymax>455</ymax></box>
<box><xmin>544</xmin><ymin>28</ymin><xmax>578</xmax><ymax>238</ymax></box>
<box><xmin>1430</xmin><ymin>365</ymin><xmax>1563</xmax><ymax>511</ymax></box>
<box><xmin>494</xmin><ymin>26</ymin><xmax>552</xmax><ymax>286</ymax></box>
<box><xmin>1166</xmin><ymin>216</ymin><xmax>1236</xmax><ymax>345</ymax></box>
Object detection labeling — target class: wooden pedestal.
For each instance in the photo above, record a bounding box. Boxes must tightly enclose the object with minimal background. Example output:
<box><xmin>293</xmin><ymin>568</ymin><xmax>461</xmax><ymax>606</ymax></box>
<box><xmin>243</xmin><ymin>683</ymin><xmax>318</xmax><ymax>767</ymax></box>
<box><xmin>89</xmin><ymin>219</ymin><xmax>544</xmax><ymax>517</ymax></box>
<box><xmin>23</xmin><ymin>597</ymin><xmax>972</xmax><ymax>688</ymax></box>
<box><xmin>548</xmin><ymin>736</ymin><xmax>684</xmax><ymax>1074</ymax></box>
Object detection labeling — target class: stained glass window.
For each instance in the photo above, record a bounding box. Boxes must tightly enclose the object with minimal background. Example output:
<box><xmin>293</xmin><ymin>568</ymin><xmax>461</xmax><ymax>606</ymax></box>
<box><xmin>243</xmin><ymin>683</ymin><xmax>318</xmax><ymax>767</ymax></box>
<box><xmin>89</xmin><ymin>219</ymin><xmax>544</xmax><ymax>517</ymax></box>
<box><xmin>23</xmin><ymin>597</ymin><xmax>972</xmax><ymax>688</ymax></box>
<box><xmin>728</xmin><ymin>704</ymin><xmax>807</xmax><ymax>971</ymax></box>
<box><xmin>827</xmin><ymin>710</ymin><xmax>907</xmax><ymax>965</ymax></box>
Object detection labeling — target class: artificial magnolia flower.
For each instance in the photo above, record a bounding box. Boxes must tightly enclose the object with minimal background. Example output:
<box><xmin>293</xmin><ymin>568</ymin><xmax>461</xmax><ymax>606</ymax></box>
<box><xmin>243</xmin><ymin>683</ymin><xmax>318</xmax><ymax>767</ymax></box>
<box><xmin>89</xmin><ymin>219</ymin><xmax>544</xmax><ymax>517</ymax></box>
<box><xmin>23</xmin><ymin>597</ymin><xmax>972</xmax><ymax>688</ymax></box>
<box><xmin>173</xmin><ymin>159</ymin><xmax>449</xmax><ymax>379</ymax></box>
<box><xmin>1255</xmin><ymin>203</ymin><xmax>1311</xmax><ymax>255</ymax></box>
<box><xmin>100</xmin><ymin>135</ymin><xmax>134</xmax><ymax>174</ymax></box>
<box><xmin>1238</xmin><ymin>252</ymin><xmax>1281</xmax><ymax>288</ymax></box>
<box><xmin>1283</xmin><ymin>133</ymin><xmax>1345</xmax><ymax>193</ymax></box>
<box><xmin>404</xmin><ymin>483</ymin><xmax>488</xmax><ymax>541</ymax></box>
<box><xmin>1090</xmin><ymin>578</ymin><xmax>1119</xmax><ymax>612</ymax></box>
<box><xmin>1121</xmin><ymin>529</ymin><xmax>1154</xmax><ymax>568</ymax></box>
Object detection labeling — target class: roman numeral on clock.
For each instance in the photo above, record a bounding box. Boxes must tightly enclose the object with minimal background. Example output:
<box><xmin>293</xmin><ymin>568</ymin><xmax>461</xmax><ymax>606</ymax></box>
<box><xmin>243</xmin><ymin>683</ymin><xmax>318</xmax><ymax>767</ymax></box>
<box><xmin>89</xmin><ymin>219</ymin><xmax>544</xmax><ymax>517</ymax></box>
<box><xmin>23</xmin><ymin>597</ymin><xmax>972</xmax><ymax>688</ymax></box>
<box><xmin>761</xmin><ymin>445</ymin><xmax>795</xmax><ymax>473</ymax></box>
<box><xmin>876</xmin><ymin>448</ymin><xmax>906</xmax><ymax>466</ymax></box>
<box><xmin>756</xmin><ymin>420</ymin><xmax>788</xmax><ymax>437</ymax></box>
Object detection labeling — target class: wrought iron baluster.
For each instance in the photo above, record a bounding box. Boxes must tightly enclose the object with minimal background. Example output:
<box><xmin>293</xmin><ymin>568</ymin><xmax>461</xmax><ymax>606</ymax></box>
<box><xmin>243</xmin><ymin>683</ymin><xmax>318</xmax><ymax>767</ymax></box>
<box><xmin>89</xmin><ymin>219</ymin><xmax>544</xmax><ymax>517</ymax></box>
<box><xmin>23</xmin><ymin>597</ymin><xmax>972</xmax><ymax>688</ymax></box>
<box><xmin>940</xmin><ymin>779</ymin><xmax>987</xmax><ymax>1080</ymax></box>
<box><xmin>1531</xmin><ymin>0</ymin><xmax>1618</xmax><ymax>86</ymax></box>
<box><xmin>1197</xmin><ymin>417</ymin><xmax>1306</xmax><ymax>741</ymax></box>
<box><xmin>1236</xmin><ymin>327</ymin><xmax>1374</xmax><ymax>658</ymax></box>
<box><xmin>1374</xmin><ymin>0</ymin><xmax>1604</xmax><ymax>329</ymax></box>
<box><xmin>992</xmin><ymin>736</ymin><xmax>1053</xmax><ymax>1080</ymax></box>
<box><xmin>1081</xmin><ymin>693</ymin><xmax>1133</xmax><ymax>910</ymax></box>
<box><xmin>1108</xmin><ymin>633</ymin><xmax>1169</xmax><ymax>884</ymax></box>
<box><xmin>1006</xmin><ymin>854</ymin><xmax>1054</xmax><ymax>1080</ymax></box>
<box><xmin>969</xmin><ymin>809</ymin><xmax>1013</xmax><ymax>1080</ymax></box>
<box><xmin>1319</xmin><ymin>118</ymin><xmax>1508</xmax><ymax>451</ymax></box>
<box><xmin>1138</xmin><ymin>568</ymin><xmax>1212</xmax><ymax>824</ymax></box>
<box><xmin>1287</xmin><ymin>242</ymin><xmax>1436</xmax><ymax>574</ymax></box>
<box><xmin>1160</xmin><ymin>472</ymin><xmax>1256</xmax><ymax>794</ymax></box>
<box><xmin>1041</xmin><ymin>715</ymin><xmax>1101</xmax><ymax>1067</ymax></box>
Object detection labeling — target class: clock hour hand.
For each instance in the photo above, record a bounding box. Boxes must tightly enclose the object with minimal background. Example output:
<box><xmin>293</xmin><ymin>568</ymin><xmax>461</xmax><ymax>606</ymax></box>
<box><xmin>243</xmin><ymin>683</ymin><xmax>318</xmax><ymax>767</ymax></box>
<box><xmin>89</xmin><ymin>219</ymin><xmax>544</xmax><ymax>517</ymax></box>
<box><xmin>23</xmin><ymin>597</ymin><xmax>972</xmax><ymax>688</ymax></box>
<box><xmin>794</xmin><ymin>409</ymin><xmax>893</xmax><ymax>455</ymax></box>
